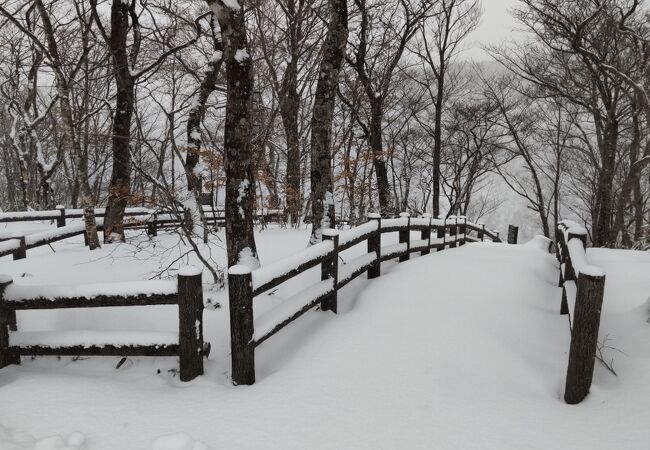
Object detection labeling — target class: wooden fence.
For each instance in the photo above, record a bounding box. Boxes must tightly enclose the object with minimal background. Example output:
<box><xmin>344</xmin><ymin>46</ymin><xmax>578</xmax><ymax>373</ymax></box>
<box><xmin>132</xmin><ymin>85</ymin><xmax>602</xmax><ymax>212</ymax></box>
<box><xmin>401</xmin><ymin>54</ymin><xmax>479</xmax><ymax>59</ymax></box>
<box><xmin>227</xmin><ymin>213</ymin><xmax>509</xmax><ymax>385</ymax></box>
<box><xmin>0</xmin><ymin>206</ymin><xmax>284</xmax><ymax>260</ymax></box>
<box><xmin>0</xmin><ymin>267</ymin><xmax>206</xmax><ymax>381</ymax></box>
<box><xmin>556</xmin><ymin>220</ymin><xmax>606</xmax><ymax>404</ymax></box>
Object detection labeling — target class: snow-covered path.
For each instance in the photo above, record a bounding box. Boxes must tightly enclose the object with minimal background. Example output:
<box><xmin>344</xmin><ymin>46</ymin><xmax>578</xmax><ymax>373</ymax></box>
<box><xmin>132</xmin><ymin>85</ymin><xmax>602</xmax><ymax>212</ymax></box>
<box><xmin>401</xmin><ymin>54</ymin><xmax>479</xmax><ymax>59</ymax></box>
<box><xmin>1</xmin><ymin>239</ymin><xmax>649</xmax><ymax>449</ymax></box>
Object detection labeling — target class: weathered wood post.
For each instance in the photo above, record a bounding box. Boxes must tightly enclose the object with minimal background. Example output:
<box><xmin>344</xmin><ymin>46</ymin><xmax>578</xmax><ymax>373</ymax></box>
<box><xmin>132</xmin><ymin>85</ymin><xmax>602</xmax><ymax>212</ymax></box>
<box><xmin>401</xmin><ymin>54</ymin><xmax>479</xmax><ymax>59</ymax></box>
<box><xmin>421</xmin><ymin>213</ymin><xmax>432</xmax><ymax>256</ymax></box>
<box><xmin>495</xmin><ymin>231</ymin><xmax>500</xmax><ymax>242</ymax></box>
<box><xmin>507</xmin><ymin>225</ymin><xmax>519</xmax><ymax>244</ymax></box>
<box><xmin>560</xmin><ymin>231</ymin><xmax>585</xmax><ymax>315</ymax></box>
<box><xmin>321</xmin><ymin>230</ymin><xmax>339</xmax><ymax>313</ymax></box>
<box><xmin>367</xmin><ymin>214</ymin><xmax>381</xmax><ymax>279</ymax></box>
<box><xmin>437</xmin><ymin>217</ymin><xmax>445</xmax><ymax>250</ymax></box>
<box><xmin>458</xmin><ymin>216</ymin><xmax>467</xmax><ymax>246</ymax></box>
<box><xmin>147</xmin><ymin>212</ymin><xmax>158</xmax><ymax>237</ymax></box>
<box><xmin>399</xmin><ymin>212</ymin><xmax>410</xmax><ymax>262</ymax></box>
<box><xmin>56</xmin><ymin>205</ymin><xmax>66</xmax><ymax>228</ymax></box>
<box><xmin>449</xmin><ymin>216</ymin><xmax>458</xmax><ymax>248</ymax></box>
<box><xmin>13</xmin><ymin>234</ymin><xmax>26</xmax><ymax>260</ymax></box>
<box><xmin>228</xmin><ymin>265</ymin><xmax>255</xmax><ymax>385</ymax></box>
<box><xmin>564</xmin><ymin>269</ymin><xmax>606</xmax><ymax>404</ymax></box>
<box><xmin>478</xmin><ymin>223</ymin><xmax>485</xmax><ymax>242</ymax></box>
<box><xmin>178</xmin><ymin>266</ymin><xmax>204</xmax><ymax>382</ymax></box>
<box><xmin>0</xmin><ymin>275</ymin><xmax>19</xmax><ymax>369</ymax></box>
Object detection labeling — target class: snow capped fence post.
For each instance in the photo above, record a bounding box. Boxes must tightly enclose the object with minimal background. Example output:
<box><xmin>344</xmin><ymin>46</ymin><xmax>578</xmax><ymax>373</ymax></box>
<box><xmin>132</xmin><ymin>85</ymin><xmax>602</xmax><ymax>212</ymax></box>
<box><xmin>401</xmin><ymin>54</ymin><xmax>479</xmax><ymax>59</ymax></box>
<box><xmin>421</xmin><ymin>213</ymin><xmax>432</xmax><ymax>256</ymax></box>
<box><xmin>367</xmin><ymin>214</ymin><xmax>381</xmax><ymax>279</ymax></box>
<box><xmin>449</xmin><ymin>217</ymin><xmax>457</xmax><ymax>249</ymax></box>
<box><xmin>399</xmin><ymin>212</ymin><xmax>410</xmax><ymax>262</ymax></box>
<box><xmin>228</xmin><ymin>265</ymin><xmax>255</xmax><ymax>385</ymax></box>
<box><xmin>321</xmin><ymin>230</ymin><xmax>339</xmax><ymax>313</ymax></box>
<box><xmin>13</xmin><ymin>234</ymin><xmax>26</xmax><ymax>260</ymax></box>
<box><xmin>507</xmin><ymin>225</ymin><xmax>519</xmax><ymax>244</ymax></box>
<box><xmin>56</xmin><ymin>205</ymin><xmax>66</xmax><ymax>228</ymax></box>
<box><xmin>478</xmin><ymin>223</ymin><xmax>485</xmax><ymax>242</ymax></box>
<box><xmin>564</xmin><ymin>270</ymin><xmax>606</xmax><ymax>404</ymax></box>
<box><xmin>437</xmin><ymin>217</ymin><xmax>445</xmax><ymax>249</ymax></box>
<box><xmin>458</xmin><ymin>217</ymin><xmax>467</xmax><ymax>246</ymax></box>
<box><xmin>178</xmin><ymin>266</ymin><xmax>204</xmax><ymax>382</ymax></box>
<box><xmin>0</xmin><ymin>275</ymin><xmax>19</xmax><ymax>369</ymax></box>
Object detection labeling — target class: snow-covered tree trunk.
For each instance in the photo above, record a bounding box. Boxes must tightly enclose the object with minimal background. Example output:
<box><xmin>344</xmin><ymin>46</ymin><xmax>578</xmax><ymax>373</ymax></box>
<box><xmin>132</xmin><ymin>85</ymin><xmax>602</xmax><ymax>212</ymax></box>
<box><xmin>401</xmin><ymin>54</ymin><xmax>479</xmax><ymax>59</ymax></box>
<box><xmin>208</xmin><ymin>0</ymin><xmax>259</xmax><ymax>269</ymax></box>
<box><xmin>309</xmin><ymin>0</ymin><xmax>348</xmax><ymax>245</ymax></box>
<box><xmin>185</xmin><ymin>15</ymin><xmax>224</xmax><ymax>243</ymax></box>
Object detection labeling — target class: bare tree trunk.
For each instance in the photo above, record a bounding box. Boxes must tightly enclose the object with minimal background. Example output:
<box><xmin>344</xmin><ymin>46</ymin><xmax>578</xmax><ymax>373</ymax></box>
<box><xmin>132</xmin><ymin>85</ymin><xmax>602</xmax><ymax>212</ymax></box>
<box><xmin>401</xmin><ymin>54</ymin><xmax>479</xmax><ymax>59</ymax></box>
<box><xmin>593</xmin><ymin>118</ymin><xmax>618</xmax><ymax>246</ymax></box>
<box><xmin>34</xmin><ymin>0</ymin><xmax>100</xmax><ymax>249</ymax></box>
<box><xmin>369</xmin><ymin>100</ymin><xmax>392</xmax><ymax>216</ymax></box>
<box><xmin>104</xmin><ymin>0</ymin><xmax>135</xmax><ymax>243</ymax></box>
<box><xmin>309</xmin><ymin>0</ymin><xmax>348</xmax><ymax>244</ymax></box>
<box><xmin>209</xmin><ymin>1</ymin><xmax>259</xmax><ymax>268</ymax></box>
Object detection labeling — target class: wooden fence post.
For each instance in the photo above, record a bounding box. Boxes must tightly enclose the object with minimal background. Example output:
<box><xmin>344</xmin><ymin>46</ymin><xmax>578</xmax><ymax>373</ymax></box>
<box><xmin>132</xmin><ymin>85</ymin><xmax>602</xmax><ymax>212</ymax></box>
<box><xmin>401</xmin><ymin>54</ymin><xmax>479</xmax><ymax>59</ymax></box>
<box><xmin>13</xmin><ymin>234</ymin><xmax>26</xmax><ymax>260</ymax></box>
<box><xmin>495</xmin><ymin>231</ymin><xmax>500</xmax><ymax>242</ymax></box>
<box><xmin>321</xmin><ymin>230</ymin><xmax>339</xmax><ymax>313</ymax></box>
<box><xmin>449</xmin><ymin>216</ymin><xmax>457</xmax><ymax>248</ymax></box>
<box><xmin>399</xmin><ymin>212</ymin><xmax>410</xmax><ymax>262</ymax></box>
<box><xmin>56</xmin><ymin>205</ymin><xmax>66</xmax><ymax>228</ymax></box>
<box><xmin>458</xmin><ymin>217</ymin><xmax>467</xmax><ymax>246</ymax></box>
<box><xmin>147</xmin><ymin>212</ymin><xmax>158</xmax><ymax>237</ymax></box>
<box><xmin>478</xmin><ymin>223</ymin><xmax>485</xmax><ymax>242</ymax></box>
<box><xmin>367</xmin><ymin>214</ymin><xmax>381</xmax><ymax>279</ymax></box>
<box><xmin>421</xmin><ymin>213</ymin><xmax>432</xmax><ymax>256</ymax></box>
<box><xmin>437</xmin><ymin>218</ymin><xmax>445</xmax><ymax>250</ymax></box>
<box><xmin>0</xmin><ymin>275</ymin><xmax>19</xmax><ymax>369</ymax></box>
<box><xmin>564</xmin><ymin>271</ymin><xmax>606</xmax><ymax>404</ymax></box>
<box><xmin>178</xmin><ymin>266</ymin><xmax>204</xmax><ymax>382</ymax></box>
<box><xmin>507</xmin><ymin>225</ymin><xmax>519</xmax><ymax>244</ymax></box>
<box><xmin>228</xmin><ymin>265</ymin><xmax>255</xmax><ymax>385</ymax></box>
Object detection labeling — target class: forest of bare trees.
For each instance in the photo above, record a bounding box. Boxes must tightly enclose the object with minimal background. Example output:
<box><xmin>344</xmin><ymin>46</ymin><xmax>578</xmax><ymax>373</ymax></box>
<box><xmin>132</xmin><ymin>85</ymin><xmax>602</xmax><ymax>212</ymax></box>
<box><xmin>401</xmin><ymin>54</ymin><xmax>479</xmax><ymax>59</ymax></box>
<box><xmin>0</xmin><ymin>0</ymin><xmax>648</xmax><ymax>266</ymax></box>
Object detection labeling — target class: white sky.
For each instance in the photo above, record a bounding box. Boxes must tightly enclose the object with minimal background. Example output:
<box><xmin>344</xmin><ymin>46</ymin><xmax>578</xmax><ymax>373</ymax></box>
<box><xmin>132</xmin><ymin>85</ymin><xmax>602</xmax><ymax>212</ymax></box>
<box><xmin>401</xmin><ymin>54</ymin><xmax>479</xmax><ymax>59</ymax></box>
<box><xmin>466</xmin><ymin>0</ymin><xmax>521</xmax><ymax>60</ymax></box>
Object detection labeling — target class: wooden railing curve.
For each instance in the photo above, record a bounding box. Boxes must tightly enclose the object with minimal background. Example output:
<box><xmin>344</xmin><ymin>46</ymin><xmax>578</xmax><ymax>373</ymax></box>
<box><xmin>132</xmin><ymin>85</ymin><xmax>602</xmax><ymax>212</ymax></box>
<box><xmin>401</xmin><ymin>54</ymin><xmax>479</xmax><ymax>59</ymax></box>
<box><xmin>228</xmin><ymin>213</ymin><xmax>511</xmax><ymax>385</ymax></box>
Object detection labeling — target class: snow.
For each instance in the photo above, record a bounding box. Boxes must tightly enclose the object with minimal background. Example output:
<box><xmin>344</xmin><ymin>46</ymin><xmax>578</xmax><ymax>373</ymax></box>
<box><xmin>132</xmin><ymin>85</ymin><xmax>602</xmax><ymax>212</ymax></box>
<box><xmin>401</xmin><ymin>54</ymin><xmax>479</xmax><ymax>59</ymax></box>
<box><xmin>337</xmin><ymin>220</ymin><xmax>377</xmax><ymax>246</ymax></box>
<box><xmin>9</xmin><ymin>330</ymin><xmax>178</xmax><ymax>348</ymax></box>
<box><xmin>567</xmin><ymin>238</ymin><xmax>606</xmax><ymax>277</ymax></box>
<box><xmin>1</xmin><ymin>227</ymin><xmax>649</xmax><ymax>449</ymax></box>
<box><xmin>178</xmin><ymin>266</ymin><xmax>202</xmax><ymax>277</ymax></box>
<box><xmin>251</xmin><ymin>240</ymin><xmax>334</xmax><ymax>292</ymax></box>
<box><xmin>236</xmin><ymin>246</ymin><xmax>260</xmax><ymax>270</ymax></box>
<box><xmin>253</xmin><ymin>279</ymin><xmax>334</xmax><ymax>342</ymax></box>
<box><xmin>0</xmin><ymin>238</ymin><xmax>20</xmax><ymax>255</ymax></box>
<box><xmin>381</xmin><ymin>242</ymin><xmax>408</xmax><ymax>257</ymax></box>
<box><xmin>151</xmin><ymin>433</ymin><xmax>207</xmax><ymax>450</ymax></box>
<box><xmin>338</xmin><ymin>252</ymin><xmax>377</xmax><ymax>283</ymax></box>
<box><xmin>228</xmin><ymin>265</ymin><xmax>251</xmax><ymax>276</ymax></box>
<box><xmin>4</xmin><ymin>279</ymin><xmax>177</xmax><ymax>302</ymax></box>
<box><xmin>234</xmin><ymin>49</ymin><xmax>249</xmax><ymax>62</ymax></box>
<box><xmin>380</xmin><ymin>217</ymin><xmax>409</xmax><ymax>229</ymax></box>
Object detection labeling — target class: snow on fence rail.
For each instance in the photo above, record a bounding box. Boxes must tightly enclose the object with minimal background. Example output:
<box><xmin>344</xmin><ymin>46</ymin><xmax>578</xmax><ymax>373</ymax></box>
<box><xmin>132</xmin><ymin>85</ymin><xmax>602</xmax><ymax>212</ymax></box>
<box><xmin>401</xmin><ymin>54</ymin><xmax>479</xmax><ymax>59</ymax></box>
<box><xmin>0</xmin><ymin>206</ymin><xmax>285</xmax><ymax>260</ymax></box>
<box><xmin>0</xmin><ymin>267</ymin><xmax>206</xmax><ymax>382</ymax></box>
<box><xmin>555</xmin><ymin>221</ymin><xmax>606</xmax><ymax>405</ymax></box>
<box><xmin>227</xmin><ymin>213</ymin><xmax>511</xmax><ymax>385</ymax></box>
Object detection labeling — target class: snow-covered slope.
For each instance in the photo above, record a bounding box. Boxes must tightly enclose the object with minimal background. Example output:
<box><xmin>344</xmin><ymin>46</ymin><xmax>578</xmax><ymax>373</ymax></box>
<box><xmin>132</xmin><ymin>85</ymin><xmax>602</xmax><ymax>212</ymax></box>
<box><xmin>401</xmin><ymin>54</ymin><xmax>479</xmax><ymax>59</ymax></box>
<box><xmin>0</xmin><ymin>232</ymin><xmax>648</xmax><ymax>449</ymax></box>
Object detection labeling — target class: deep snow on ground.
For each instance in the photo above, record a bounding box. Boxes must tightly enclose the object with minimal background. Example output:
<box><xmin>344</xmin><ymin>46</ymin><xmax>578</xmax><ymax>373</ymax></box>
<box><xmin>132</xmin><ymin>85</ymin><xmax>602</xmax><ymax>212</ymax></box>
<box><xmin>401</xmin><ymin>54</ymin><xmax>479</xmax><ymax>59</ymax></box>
<box><xmin>0</xmin><ymin>225</ymin><xmax>649</xmax><ymax>450</ymax></box>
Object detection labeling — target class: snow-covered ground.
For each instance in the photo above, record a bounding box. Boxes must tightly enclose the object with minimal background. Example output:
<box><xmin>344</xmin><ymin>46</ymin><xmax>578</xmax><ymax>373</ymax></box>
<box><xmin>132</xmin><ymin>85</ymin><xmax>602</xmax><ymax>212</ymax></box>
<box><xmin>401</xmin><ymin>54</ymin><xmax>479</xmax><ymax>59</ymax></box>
<box><xmin>0</xmin><ymin>225</ymin><xmax>649</xmax><ymax>449</ymax></box>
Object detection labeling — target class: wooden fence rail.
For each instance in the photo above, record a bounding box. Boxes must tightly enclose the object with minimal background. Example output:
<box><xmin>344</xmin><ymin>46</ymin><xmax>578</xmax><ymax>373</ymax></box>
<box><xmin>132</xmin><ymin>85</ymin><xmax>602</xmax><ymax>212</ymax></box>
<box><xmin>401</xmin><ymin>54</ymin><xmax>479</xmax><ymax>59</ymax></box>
<box><xmin>0</xmin><ymin>207</ymin><xmax>285</xmax><ymax>260</ymax></box>
<box><xmin>228</xmin><ymin>213</ymin><xmax>508</xmax><ymax>385</ymax></box>
<box><xmin>556</xmin><ymin>220</ymin><xmax>606</xmax><ymax>404</ymax></box>
<box><xmin>0</xmin><ymin>267</ymin><xmax>207</xmax><ymax>381</ymax></box>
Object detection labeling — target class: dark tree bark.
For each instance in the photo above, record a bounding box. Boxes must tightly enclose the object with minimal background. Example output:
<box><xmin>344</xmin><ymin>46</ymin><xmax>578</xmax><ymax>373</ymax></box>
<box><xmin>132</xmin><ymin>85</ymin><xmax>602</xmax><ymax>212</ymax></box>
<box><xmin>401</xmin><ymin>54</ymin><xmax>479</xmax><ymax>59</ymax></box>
<box><xmin>103</xmin><ymin>0</ymin><xmax>136</xmax><ymax>243</ymax></box>
<box><xmin>309</xmin><ymin>0</ymin><xmax>348</xmax><ymax>244</ymax></box>
<box><xmin>209</xmin><ymin>0</ymin><xmax>259</xmax><ymax>268</ymax></box>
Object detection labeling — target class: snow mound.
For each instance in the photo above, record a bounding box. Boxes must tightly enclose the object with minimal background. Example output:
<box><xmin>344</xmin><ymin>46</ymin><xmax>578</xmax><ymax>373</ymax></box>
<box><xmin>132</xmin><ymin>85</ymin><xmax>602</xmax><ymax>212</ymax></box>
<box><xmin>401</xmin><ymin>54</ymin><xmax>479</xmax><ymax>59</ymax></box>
<box><xmin>523</xmin><ymin>235</ymin><xmax>552</xmax><ymax>252</ymax></box>
<box><xmin>0</xmin><ymin>425</ymin><xmax>86</xmax><ymax>450</ymax></box>
<box><xmin>151</xmin><ymin>433</ymin><xmax>208</xmax><ymax>450</ymax></box>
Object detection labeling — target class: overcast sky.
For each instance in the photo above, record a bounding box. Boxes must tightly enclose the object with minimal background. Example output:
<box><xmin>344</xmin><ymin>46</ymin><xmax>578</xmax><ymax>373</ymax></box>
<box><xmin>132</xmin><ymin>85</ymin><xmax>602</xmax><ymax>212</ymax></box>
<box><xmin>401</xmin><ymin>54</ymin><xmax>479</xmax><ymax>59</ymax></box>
<box><xmin>466</xmin><ymin>0</ymin><xmax>521</xmax><ymax>60</ymax></box>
